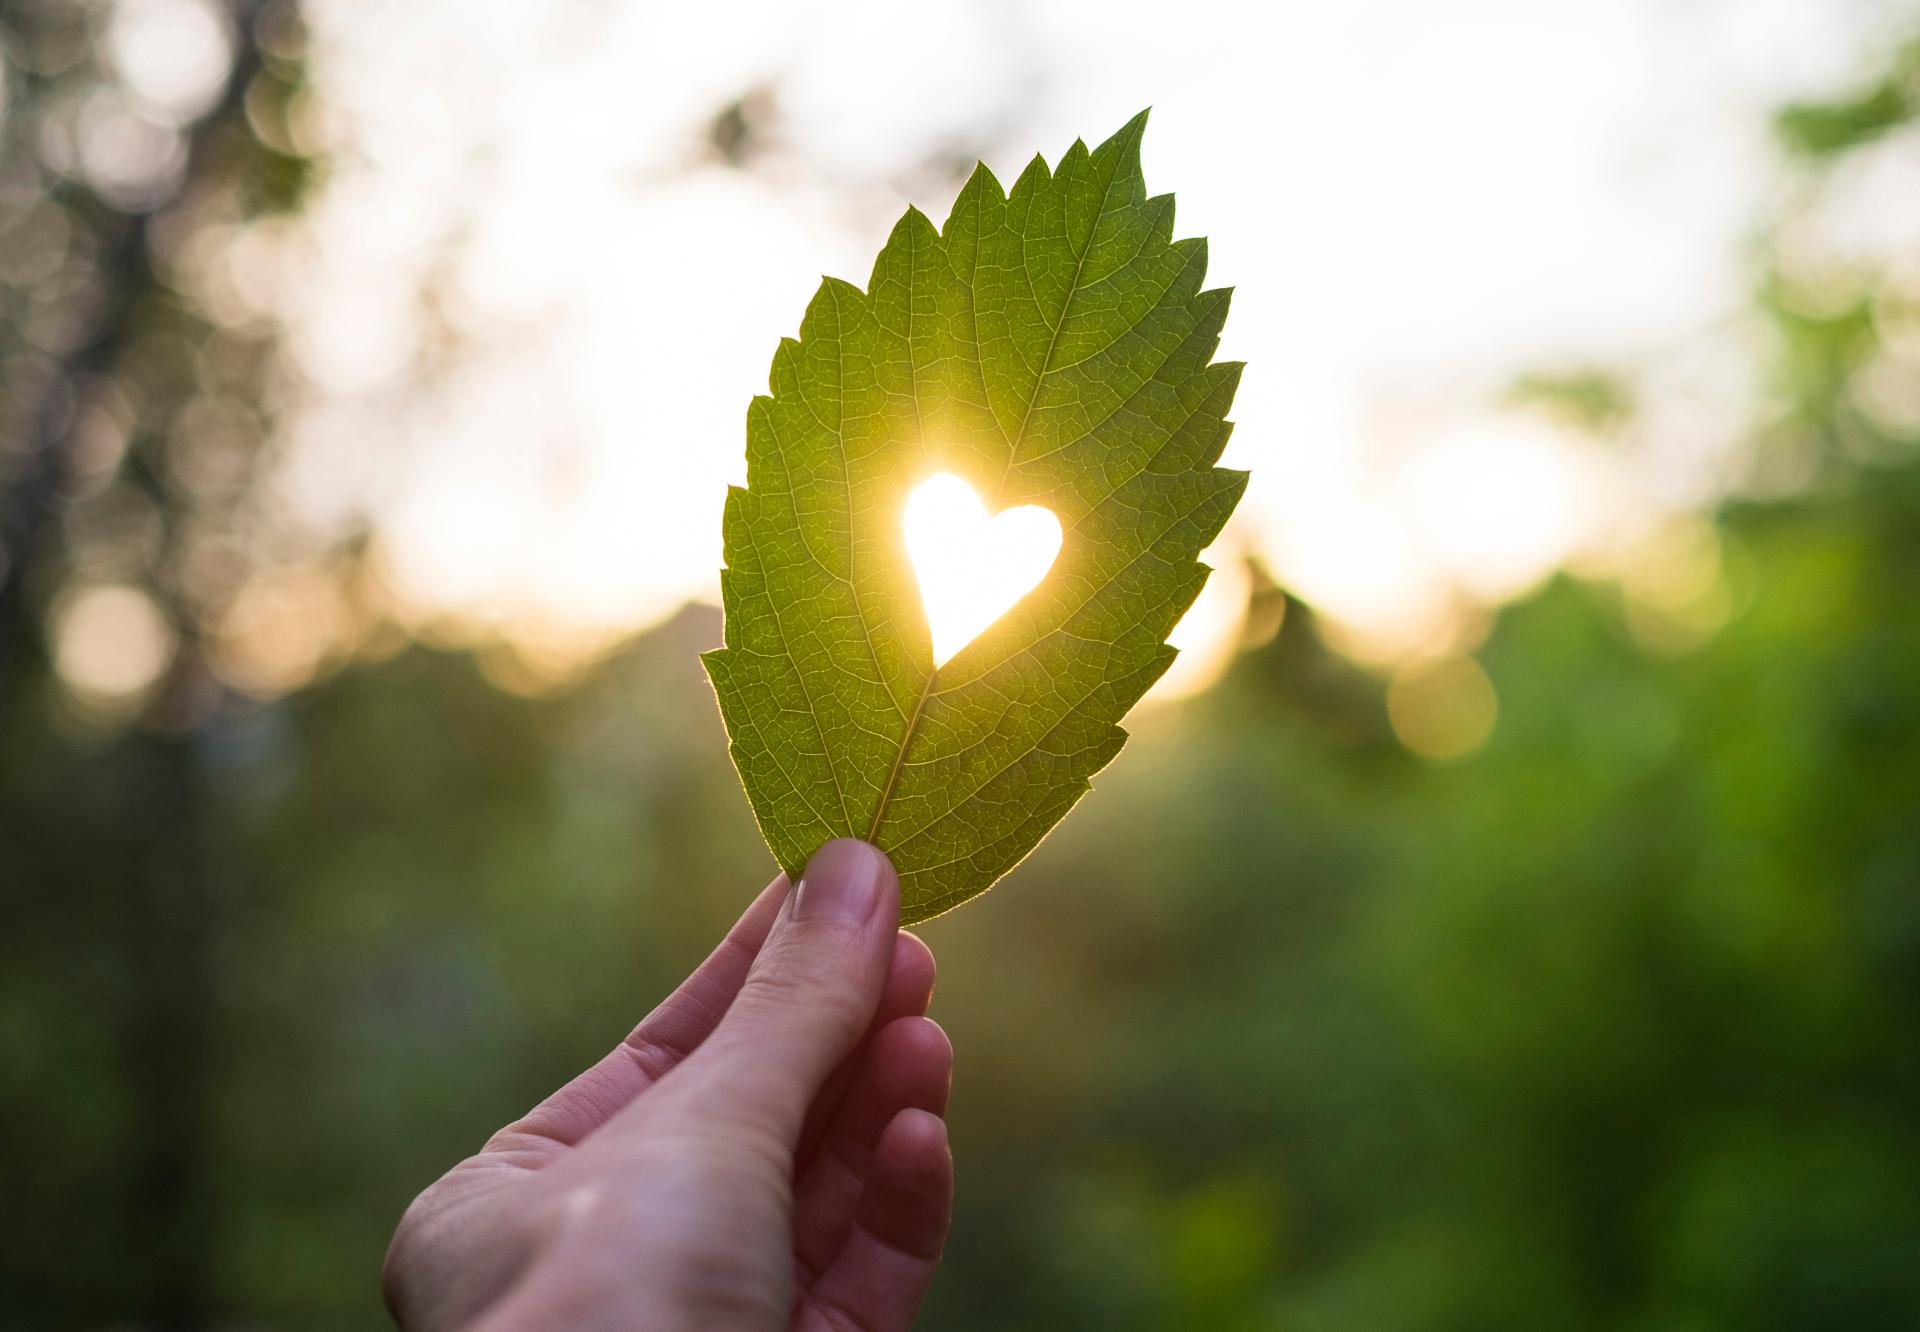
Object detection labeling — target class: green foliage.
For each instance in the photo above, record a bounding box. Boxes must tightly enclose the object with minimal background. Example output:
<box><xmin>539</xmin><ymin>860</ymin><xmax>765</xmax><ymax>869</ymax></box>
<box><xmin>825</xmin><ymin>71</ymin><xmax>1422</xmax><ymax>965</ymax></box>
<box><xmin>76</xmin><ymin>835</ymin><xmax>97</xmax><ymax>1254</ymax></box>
<box><xmin>1774</xmin><ymin>42</ymin><xmax>1917</xmax><ymax>159</ymax></box>
<box><xmin>705</xmin><ymin>113</ymin><xmax>1246</xmax><ymax>921</ymax></box>
<box><xmin>1507</xmin><ymin>367</ymin><xmax>1638</xmax><ymax>433</ymax></box>
<box><xmin>13</xmin><ymin>460</ymin><xmax>1920</xmax><ymax>1327</ymax></box>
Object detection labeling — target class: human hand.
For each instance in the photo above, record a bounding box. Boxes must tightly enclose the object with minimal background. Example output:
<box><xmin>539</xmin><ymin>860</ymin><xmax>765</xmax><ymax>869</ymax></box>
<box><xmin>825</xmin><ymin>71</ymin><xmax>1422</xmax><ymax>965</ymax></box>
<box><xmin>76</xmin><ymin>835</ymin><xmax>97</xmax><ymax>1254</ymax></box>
<box><xmin>382</xmin><ymin>840</ymin><xmax>954</xmax><ymax>1331</ymax></box>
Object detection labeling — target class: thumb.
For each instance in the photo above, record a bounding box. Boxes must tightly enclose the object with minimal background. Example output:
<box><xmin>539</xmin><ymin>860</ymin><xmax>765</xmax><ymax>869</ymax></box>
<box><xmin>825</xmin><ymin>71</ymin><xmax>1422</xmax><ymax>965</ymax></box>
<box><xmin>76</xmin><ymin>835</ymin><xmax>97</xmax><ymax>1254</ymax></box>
<box><xmin>649</xmin><ymin>838</ymin><xmax>900</xmax><ymax>1148</ymax></box>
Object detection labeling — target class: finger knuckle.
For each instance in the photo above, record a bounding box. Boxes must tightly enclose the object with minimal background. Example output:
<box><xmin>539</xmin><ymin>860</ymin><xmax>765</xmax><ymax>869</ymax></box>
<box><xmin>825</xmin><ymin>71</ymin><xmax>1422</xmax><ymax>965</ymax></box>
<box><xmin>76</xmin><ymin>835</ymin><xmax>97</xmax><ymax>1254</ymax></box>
<box><xmin>740</xmin><ymin>953</ymin><xmax>869</xmax><ymax>1035</ymax></box>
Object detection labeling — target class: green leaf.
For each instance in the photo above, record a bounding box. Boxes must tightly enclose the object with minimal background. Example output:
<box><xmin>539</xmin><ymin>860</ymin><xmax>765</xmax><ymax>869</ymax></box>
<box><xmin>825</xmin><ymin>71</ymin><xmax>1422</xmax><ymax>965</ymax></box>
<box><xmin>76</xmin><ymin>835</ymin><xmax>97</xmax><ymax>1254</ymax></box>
<box><xmin>704</xmin><ymin>112</ymin><xmax>1246</xmax><ymax>923</ymax></box>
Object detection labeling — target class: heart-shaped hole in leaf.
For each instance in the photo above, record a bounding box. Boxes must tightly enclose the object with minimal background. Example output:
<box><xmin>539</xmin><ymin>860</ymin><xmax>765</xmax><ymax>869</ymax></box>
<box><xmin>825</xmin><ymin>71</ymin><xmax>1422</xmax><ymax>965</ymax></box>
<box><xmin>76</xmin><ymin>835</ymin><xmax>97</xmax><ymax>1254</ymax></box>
<box><xmin>904</xmin><ymin>473</ymin><xmax>1062</xmax><ymax>665</ymax></box>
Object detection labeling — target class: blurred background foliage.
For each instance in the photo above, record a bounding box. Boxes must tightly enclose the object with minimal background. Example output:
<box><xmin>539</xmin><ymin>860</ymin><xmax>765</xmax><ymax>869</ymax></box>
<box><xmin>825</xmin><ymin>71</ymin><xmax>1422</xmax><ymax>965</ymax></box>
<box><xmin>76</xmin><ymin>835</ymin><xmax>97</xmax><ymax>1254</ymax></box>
<box><xmin>5</xmin><ymin>1</ymin><xmax>1920</xmax><ymax>1329</ymax></box>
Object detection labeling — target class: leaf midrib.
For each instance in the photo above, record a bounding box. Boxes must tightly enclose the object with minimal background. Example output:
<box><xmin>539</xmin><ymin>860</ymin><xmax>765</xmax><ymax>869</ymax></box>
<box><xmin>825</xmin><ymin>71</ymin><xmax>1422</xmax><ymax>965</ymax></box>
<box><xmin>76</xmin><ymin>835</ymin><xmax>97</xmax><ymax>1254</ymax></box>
<box><xmin>994</xmin><ymin>150</ymin><xmax>1123</xmax><ymax>504</ymax></box>
<box><xmin>866</xmin><ymin>667</ymin><xmax>937</xmax><ymax>841</ymax></box>
<box><xmin>863</xmin><ymin>167</ymin><xmax>1117</xmax><ymax>847</ymax></box>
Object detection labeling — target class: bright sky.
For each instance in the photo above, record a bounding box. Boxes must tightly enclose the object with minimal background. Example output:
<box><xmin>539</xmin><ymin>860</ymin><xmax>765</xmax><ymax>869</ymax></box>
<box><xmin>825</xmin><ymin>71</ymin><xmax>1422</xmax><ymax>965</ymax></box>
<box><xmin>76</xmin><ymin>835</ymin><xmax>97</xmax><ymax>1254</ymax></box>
<box><xmin>254</xmin><ymin>0</ymin><xmax>1888</xmax><ymax>694</ymax></box>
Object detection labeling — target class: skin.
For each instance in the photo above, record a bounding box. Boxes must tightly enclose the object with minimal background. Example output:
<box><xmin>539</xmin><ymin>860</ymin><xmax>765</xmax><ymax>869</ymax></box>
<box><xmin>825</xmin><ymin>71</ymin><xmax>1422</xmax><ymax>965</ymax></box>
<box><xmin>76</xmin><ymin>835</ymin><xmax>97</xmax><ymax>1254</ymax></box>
<box><xmin>383</xmin><ymin>839</ymin><xmax>955</xmax><ymax>1331</ymax></box>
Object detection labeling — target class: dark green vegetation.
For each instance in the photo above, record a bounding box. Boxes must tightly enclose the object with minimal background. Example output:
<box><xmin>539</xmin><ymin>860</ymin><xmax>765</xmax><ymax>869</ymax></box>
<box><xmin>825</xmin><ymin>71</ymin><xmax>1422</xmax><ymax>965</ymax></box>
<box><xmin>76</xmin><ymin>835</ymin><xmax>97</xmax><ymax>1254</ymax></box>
<box><xmin>10</xmin><ymin>458</ymin><xmax>1920</xmax><ymax>1331</ymax></box>
<box><xmin>4</xmin><ymin>4</ymin><xmax>1919</xmax><ymax>1329</ymax></box>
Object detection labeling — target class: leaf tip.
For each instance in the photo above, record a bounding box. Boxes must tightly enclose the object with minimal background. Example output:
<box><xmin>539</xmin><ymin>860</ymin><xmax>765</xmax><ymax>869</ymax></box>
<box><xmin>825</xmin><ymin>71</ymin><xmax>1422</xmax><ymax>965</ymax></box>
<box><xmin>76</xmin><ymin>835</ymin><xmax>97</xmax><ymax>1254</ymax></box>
<box><xmin>1103</xmin><ymin>108</ymin><xmax>1152</xmax><ymax>152</ymax></box>
<box><xmin>961</xmin><ymin>158</ymin><xmax>1004</xmax><ymax>197</ymax></box>
<box><xmin>1015</xmin><ymin>151</ymin><xmax>1052</xmax><ymax>191</ymax></box>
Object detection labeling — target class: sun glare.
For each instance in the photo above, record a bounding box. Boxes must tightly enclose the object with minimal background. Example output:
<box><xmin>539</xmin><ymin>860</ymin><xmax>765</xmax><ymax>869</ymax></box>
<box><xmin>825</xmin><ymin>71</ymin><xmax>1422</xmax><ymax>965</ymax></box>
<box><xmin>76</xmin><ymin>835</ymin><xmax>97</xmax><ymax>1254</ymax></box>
<box><xmin>903</xmin><ymin>473</ymin><xmax>1062</xmax><ymax>666</ymax></box>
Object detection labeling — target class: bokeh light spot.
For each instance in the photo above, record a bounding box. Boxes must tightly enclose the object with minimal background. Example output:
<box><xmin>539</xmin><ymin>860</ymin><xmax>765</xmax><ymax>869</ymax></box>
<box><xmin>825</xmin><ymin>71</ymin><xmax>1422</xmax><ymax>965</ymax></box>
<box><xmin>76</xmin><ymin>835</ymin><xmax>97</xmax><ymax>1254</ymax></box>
<box><xmin>108</xmin><ymin>0</ymin><xmax>233</xmax><ymax>123</ymax></box>
<box><xmin>53</xmin><ymin>584</ymin><xmax>176</xmax><ymax>703</ymax></box>
<box><xmin>1387</xmin><ymin>655</ymin><xmax>1499</xmax><ymax>762</ymax></box>
<box><xmin>214</xmin><ymin>566</ymin><xmax>352</xmax><ymax>698</ymax></box>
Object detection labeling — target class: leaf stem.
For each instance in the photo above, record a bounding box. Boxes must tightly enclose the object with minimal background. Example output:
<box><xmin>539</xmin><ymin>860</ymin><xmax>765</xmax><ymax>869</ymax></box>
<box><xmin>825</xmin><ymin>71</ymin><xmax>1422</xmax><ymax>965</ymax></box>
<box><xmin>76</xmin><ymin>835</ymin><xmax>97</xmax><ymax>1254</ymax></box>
<box><xmin>867</xmin><ymin>667</ymin><xmax>936</xmax><ymax>843</ymax></box>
